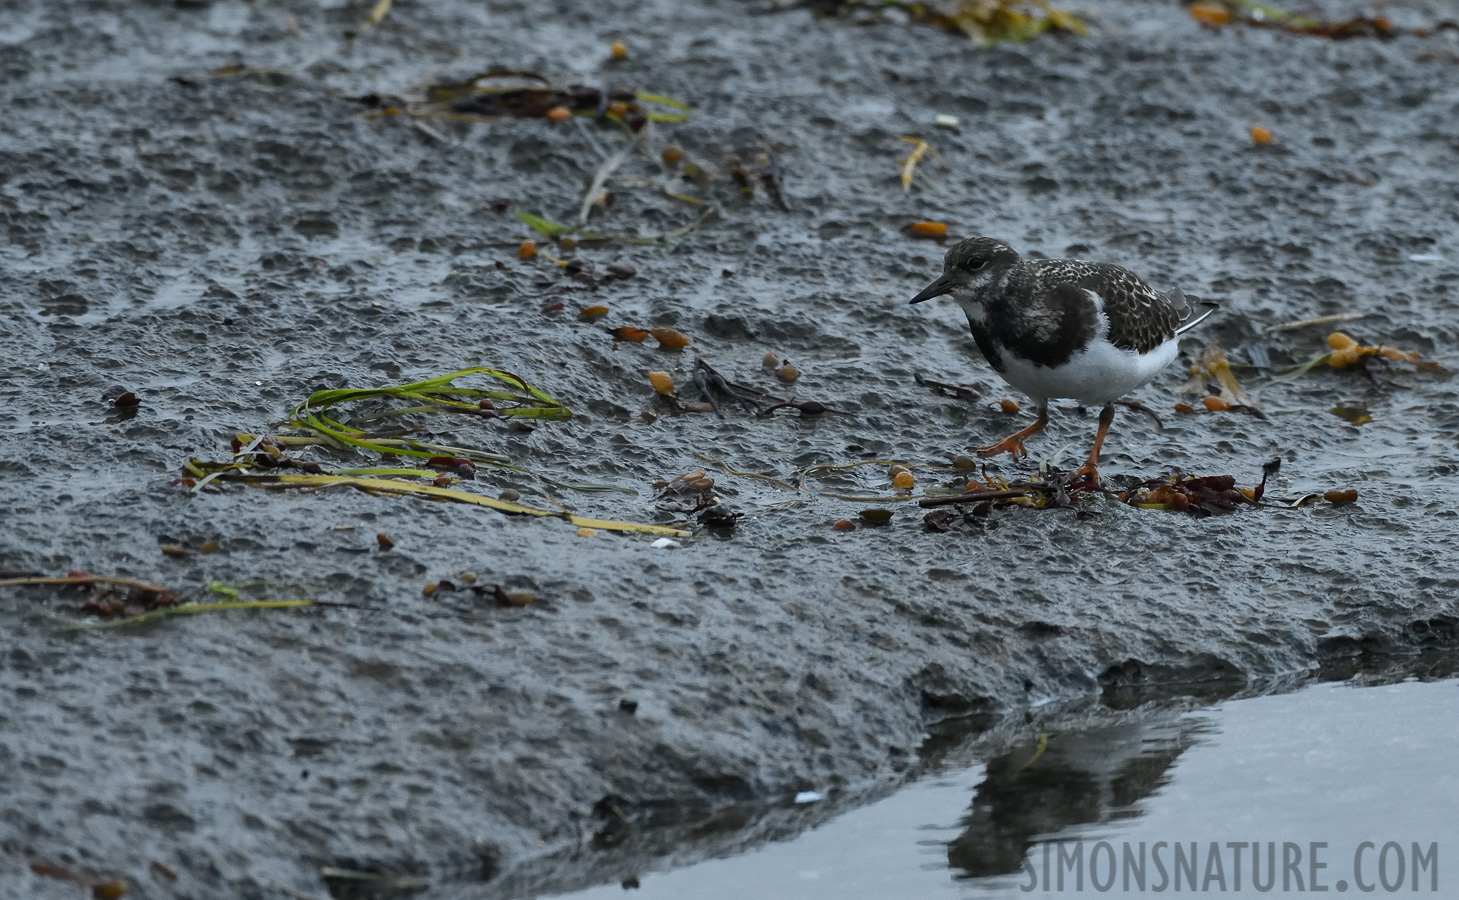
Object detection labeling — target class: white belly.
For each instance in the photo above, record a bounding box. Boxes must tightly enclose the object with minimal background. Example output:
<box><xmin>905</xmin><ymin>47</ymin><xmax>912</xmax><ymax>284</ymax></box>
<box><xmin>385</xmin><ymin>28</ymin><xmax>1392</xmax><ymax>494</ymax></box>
<box><xmin>994</xmin><ymin>338</ymin><xmax>1177</xmax><ymax>404</ymax></box>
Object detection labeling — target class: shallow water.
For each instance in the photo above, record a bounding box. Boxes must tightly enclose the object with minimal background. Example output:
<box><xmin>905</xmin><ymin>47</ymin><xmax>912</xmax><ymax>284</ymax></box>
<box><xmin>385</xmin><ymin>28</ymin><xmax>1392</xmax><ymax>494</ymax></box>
<box><xmin>558</xmin><ymin>677</ymin><xmax>1459</xmax><ymax>899</ymax></box>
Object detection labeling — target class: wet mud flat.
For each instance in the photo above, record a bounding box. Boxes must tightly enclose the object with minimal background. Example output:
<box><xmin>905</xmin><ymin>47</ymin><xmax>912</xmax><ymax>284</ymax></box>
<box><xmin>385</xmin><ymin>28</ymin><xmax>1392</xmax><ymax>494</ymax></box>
<box><xmin>3</xmin><ymin>0</ymin><xmax>1459</xmax><ymax>896</ymax></box>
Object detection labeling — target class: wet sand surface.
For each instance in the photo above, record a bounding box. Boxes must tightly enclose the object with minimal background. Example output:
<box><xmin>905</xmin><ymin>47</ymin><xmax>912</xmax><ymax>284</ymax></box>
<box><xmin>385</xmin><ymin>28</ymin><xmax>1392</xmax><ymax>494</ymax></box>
<box><xmin>3</xmin><ymin>1</ymin><xmax>1459</xmax><ymax>896</ymax></box>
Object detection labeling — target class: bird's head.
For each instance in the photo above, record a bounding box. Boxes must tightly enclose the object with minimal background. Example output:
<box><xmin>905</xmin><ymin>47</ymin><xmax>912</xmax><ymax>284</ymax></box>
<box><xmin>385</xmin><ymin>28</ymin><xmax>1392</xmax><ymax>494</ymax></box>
<box><xmin>908</xmin><ymin>237</ymin><xmax>1020</xmax><ymax>306</ymax></box>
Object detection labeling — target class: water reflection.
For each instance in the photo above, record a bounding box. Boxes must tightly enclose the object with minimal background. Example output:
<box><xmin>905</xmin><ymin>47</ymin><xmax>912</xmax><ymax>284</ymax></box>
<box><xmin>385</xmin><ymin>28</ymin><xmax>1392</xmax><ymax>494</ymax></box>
<box><xmin>535</xmin><ymin>670</ymin><xmax>1459</xmax><ymax>900</ymax></box>
<box><xmin>947</xmin><ymin>717</ymin><xmax>1200</xmax><ymax>880</ymax></box>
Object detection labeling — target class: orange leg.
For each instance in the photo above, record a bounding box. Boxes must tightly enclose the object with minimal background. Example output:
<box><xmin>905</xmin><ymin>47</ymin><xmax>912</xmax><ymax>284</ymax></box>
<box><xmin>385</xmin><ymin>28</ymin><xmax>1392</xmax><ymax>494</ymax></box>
<box><xmin>975</xmin><ymin>403</ymin><xmax>1049</xmax><ymax>459</ymax></box>
<box><xmin>1072</xmin><ymin>403</ymin><xmax>1116</xmax><ymax>485</ymax></box>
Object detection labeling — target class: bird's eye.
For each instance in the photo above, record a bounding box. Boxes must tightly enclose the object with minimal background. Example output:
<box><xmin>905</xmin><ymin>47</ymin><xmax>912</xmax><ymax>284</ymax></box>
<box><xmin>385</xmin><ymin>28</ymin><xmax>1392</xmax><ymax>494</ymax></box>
<box><xmin>963</xmin><ymin>257</ymin><xmax>986</xmax><ymax>272</ymax></box>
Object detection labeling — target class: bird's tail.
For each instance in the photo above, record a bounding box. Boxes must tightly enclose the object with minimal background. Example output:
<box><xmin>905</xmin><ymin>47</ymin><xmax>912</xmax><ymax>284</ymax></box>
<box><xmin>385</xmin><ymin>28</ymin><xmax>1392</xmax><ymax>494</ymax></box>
<box><xmin>1166</xmin><ymin>287</ymin><xmax>1218</xmax><ymax>335</ymax></box>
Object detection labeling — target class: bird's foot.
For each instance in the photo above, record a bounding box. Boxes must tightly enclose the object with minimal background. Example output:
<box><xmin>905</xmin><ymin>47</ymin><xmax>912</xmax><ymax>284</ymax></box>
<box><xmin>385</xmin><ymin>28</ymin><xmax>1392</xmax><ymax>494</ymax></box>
<box><xmin>1071</xmin><ymin>462</ymin><xmax>1101</xmax><ymax>488</ymax></box>
<box><xmin>974</xmin><ymin>435</ymin><xmax>1029</xmax><ymax>459</ymax></box>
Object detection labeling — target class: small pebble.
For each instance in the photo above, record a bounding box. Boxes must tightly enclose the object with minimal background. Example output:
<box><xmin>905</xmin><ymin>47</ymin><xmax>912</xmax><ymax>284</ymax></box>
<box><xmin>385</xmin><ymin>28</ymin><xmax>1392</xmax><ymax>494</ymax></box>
<box><xmin>577</xmin><ymin>526</ymin><xmax>599</xmax><ymax>537</ymax></box>
<box><xmin>1250</xmin><ymin>125</ymin><xmax>1274</xmax><ymax>145</ymax></box>
<box><xmin>650</xmin><ymin>327</ymin><xmax>691</xmax><ymax>349</ymax></box>
<box><xmin>859</xmin><ymin>508</ymin><xmax>893</xmax><ymax>524</ymax></box>
<box><xmin>892</xmin><ymin>471</ymin><xmax>915</xmax><ymax>490</ymax></box>
<box><xmin>1325</xmin><ymin>489</ymin><xmax>1359</xmax><ymax>505</ymax></box>
<box><xmin>499</xmin><ymin>488</ymin><xmax>521</xmax><ymax>502</ymax></box>
<box><xmin>999</xmin><ymin>397</ymin><xmax>1020</xmax><ymax>414</ymax></box>
<box><xmin>546</xmin><ymin>106</ymin><xmax>572</xmax><ymax>122</ymax></box>
<box><xmin>908</xmin><ymin>221</ymin><xmax>948</xmax><ymax>237</ymax></box>
<box><xmin>762</xmin><ymin>351</ymin><xmax>780</xmax><ymax>368</ymax></box>
<box><xmin>832</xmin><ymin>519</ymin><xmax>856</xmax><ymax>531</ymax></box>
<box><xmin>92</xmin><ymin>882</ymin><xmax>126</xmax><ymax>900</ymax></box>
<box><xmin>662</xmin><ymin>145</ymin><xmax>683</xmax><ymax>165</ymax></box>
<box><xmin>610</xmin><ymin>40</ymin><xmax>628</xmax><ymax>60</ymax></box>
<box><xmin>951</xmin><ymin>455</ymin><xmax>976</xmax><ymax>471</ymax></box>
<box><xmin>495</xmin><ymin>586</ymin><xmax>535</xmax><ymax>606</ymax></box>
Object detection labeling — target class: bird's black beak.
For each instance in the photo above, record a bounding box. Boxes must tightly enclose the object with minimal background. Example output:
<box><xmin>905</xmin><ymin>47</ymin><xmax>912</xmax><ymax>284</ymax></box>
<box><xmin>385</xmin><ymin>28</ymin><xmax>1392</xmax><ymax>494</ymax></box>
<box><xmin>909</xmin><ymin>271</ymin><xmax>956</xmax><ymax>305</ymax></box>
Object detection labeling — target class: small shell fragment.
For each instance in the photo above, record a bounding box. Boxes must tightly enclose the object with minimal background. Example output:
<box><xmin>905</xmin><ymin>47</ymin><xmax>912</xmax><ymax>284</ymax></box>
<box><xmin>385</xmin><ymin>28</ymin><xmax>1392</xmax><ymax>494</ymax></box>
<box><xmin>648</xmin><ymin>371</ymin><xmax>675</xmax><ymax>396</ymax></box>
<box><xmin>1202</xmin><ymin>396</ymin><xmax>1232</xmax><ymax>411</ymax></box>
<box><xmin>614</xmin><ymin>326</ymin><xmax>650</xmax><ymax>341</ymax></box>
<box><xmin>546</xmin><ymin>105</ymin><xmax>572</xmax><ymax>122</ymax></box>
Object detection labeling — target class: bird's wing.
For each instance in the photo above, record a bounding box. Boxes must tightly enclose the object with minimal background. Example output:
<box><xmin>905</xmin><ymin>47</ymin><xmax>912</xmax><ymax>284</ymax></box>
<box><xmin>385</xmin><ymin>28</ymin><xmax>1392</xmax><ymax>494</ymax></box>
<box><xmin>1077</xmin><ymin>264</ymin><xmax>1181</xmax><ymax>354</ymax></box>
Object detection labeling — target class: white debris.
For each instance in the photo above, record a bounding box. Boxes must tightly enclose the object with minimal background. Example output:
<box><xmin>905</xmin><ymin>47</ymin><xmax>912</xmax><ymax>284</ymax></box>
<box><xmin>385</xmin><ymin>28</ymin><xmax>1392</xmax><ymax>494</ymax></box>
<box><xmin>934</xmin><ymin>114</ymin><xmax>960</xmax><ymax>129</ymax></box>
<box><xmin>794</xmin><ymin>790</ymin><xmax>823</xmax><ymax>804</ymax></box>
<box><xmin>1409</xmin><ymin>253</ymin><xmax>1444</xmax><ymax>263</ymax></box>
<box><xmin>650</xmin><ymin>538</ymin><xmax>682</xmax><ymax>550</ymax></box>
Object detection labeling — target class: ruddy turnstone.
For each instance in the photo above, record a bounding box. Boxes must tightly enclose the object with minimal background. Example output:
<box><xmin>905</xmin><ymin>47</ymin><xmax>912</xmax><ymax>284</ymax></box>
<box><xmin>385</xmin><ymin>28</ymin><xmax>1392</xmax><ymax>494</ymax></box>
<box><xmin>910</xmin><ymin>237</ymin><xmax>1216</xmax><ymax>484</ymax></box>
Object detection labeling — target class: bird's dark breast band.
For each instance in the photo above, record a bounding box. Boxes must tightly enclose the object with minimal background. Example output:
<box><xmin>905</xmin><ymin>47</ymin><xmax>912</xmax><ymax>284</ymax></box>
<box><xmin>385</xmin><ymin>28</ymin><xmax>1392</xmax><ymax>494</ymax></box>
<box><xmin>982</xmin><ymin>282</ymin><xmax>1098</xmax><ymax>369</ymax></box>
